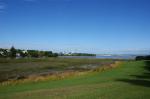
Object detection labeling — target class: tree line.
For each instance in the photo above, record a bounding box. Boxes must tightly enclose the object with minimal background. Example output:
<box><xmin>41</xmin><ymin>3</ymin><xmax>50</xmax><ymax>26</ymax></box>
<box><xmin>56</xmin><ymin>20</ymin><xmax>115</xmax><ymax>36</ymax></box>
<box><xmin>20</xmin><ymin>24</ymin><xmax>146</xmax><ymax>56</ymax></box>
<box><xmin>135</xmin><ymin>55</ymin><xmax>150</xmax><ymax>61</ymax></box>
<box><xmin>0</xmin><ymin>46</ymin><xmax>58</xmax><ymax>58</ymax></box>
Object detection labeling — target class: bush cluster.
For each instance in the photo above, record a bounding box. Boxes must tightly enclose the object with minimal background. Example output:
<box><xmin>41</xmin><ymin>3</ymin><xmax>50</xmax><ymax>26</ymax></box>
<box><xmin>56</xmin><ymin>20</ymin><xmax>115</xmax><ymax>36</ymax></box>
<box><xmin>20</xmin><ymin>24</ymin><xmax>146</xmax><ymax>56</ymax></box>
<box><xmin>135</xmin><ymin>55</ymin><xmax>150</xmax><ymax>60</ymax></box>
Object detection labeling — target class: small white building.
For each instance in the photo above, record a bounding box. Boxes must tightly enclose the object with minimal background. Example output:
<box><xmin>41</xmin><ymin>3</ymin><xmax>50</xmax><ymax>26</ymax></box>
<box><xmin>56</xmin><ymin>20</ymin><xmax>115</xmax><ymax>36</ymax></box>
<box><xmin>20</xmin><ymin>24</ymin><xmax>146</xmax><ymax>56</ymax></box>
<box><xmin>0</xmin><ymin>51</ymin><xmax>4</xmax><ymax>55</ymax></box>
<box><xmin>22</xmin><ymin>50</ymin><xmax>28</xmax><ymax>54</ymax></box>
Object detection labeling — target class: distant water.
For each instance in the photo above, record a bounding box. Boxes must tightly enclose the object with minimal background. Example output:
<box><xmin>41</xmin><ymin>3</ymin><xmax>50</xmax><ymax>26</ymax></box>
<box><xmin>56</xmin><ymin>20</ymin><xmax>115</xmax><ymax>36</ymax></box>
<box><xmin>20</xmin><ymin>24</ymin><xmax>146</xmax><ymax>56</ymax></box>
<box><xmin>59</xmin><ymin>55</ymin><xmax>136</xmax><ymax>59</ymax></box>
<box><xmin>96</xmin><ymin>55</ymin><xmax>136</xmax><ymax>59</ymax></box>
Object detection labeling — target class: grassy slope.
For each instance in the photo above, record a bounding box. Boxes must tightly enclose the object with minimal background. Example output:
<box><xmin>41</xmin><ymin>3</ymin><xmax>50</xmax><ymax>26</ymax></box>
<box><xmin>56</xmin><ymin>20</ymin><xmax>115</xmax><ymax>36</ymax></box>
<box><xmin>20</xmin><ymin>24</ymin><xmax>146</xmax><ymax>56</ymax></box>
<box><xmin>0</xmin><ymin>61</ymin><xmax>150</xmax><ymax>99</ymax></box>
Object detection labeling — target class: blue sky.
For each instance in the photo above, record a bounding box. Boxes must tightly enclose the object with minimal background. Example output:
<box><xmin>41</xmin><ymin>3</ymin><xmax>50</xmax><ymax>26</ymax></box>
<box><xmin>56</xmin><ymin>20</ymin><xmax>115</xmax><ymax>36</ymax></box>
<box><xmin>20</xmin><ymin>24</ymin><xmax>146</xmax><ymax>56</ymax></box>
<box><xmin>0</xmin><ymin>0</ymin><xmax>150</xmax><ymax>54</ymax></box>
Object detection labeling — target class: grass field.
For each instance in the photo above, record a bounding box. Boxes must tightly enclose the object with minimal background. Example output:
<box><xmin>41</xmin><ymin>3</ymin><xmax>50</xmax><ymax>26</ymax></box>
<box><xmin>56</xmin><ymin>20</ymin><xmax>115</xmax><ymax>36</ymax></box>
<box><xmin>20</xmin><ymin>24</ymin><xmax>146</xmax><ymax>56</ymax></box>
<box><xmin>0</xmin><ymin>59</ymin><xmax>150</xmax><ymax>99</ymax></box>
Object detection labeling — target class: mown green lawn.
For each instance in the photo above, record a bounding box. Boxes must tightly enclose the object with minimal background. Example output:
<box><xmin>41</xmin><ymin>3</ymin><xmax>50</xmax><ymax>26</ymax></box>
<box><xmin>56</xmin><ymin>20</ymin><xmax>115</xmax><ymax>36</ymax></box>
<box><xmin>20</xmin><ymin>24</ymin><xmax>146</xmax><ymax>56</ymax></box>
<box><xmin>0</xmin><ymin>61</ymin><xmax>150</xmax><ymax>99</ymax></box>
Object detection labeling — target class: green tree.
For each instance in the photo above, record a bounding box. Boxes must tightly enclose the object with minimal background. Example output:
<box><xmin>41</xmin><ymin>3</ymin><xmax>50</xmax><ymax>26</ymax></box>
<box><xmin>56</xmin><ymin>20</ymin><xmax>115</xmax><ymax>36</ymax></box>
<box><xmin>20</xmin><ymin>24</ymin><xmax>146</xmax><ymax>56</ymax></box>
<box><xmin>27</xmin><ymin>50</ymin><xmax>39</xmax><ymax>58</ymax></box>
<box><xmin>44</xmin><ymin>51</ymin><xmax>53</xmax><ymax>57</ymax></box>
<box><xmin>52</xmin><ymin>53</ymin><xmax>58</xmax><ymax>57</ymax></box>
<box><xmin>10</xmin><ymin>46</ymin><xmax>17</xmax><ymax>58</ymax></box>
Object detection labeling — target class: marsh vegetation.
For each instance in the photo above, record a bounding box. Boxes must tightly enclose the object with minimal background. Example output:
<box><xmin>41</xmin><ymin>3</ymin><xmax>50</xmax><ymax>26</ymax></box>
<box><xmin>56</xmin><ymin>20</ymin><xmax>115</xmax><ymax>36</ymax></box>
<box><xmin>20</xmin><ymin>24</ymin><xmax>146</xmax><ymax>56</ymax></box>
<box><xmin>0</xmin><ymin>58</ymin><xmax>115</xmax><ymax>82</ymax></box>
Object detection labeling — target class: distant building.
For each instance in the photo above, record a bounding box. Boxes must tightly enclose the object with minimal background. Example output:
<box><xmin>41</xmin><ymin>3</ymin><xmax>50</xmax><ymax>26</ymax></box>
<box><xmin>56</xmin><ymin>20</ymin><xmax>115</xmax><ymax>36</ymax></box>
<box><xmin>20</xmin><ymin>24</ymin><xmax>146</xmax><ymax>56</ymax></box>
<box><xmin>6</xmin><ymin>49</ymin><xmax>10</xmax><ymax>52</ymax></box>
<box><xmin>16</xmin><ymin>53</ymin><xmax>21</xmax><ymax>58</ymax></box>
<box><xmin>0</xmin><ymin>51</ymin><xmax>4</xmax><ymax>56</ymax></box>
<box><xmin>22</xmin><ymin>50</ymin><xmax>28</xmax><ymax>54</ymax></box>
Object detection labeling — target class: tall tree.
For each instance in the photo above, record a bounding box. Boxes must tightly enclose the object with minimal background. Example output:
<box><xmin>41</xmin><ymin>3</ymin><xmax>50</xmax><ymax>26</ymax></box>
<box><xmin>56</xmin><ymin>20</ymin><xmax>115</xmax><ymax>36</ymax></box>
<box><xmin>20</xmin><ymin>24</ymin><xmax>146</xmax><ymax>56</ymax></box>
<box><xmin>10</xmin><ymin>46</ymin><xmax>17</xmax><ymax>58</ymax></box>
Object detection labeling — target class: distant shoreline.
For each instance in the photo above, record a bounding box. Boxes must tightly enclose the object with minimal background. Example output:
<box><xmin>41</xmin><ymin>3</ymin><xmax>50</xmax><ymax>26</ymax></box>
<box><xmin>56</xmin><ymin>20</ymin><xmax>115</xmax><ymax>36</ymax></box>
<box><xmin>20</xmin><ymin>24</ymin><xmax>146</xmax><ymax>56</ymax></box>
<box><xmin>59</xmin><ymin>54</ymin><xmax>136</xmax><ymax>59</ymax></box>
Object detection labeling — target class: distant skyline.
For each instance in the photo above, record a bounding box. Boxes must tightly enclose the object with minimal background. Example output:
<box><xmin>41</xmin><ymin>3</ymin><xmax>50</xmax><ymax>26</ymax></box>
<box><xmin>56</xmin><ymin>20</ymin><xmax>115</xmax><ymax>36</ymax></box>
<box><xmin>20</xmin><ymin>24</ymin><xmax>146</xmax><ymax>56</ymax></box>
<box><xmin>0</xmin><ymin>0</ymin><xmax>150</xmax><ymax>54</ymax></box>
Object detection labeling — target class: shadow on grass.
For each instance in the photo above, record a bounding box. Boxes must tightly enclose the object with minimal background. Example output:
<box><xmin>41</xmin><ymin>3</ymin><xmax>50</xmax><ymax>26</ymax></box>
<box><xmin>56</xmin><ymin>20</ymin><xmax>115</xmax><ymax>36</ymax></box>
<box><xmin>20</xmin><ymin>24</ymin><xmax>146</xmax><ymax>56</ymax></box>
<box><xmin>116</xmin><ymin>61</ymin><xmax>150</xmax><ymax>87</ymax></box>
